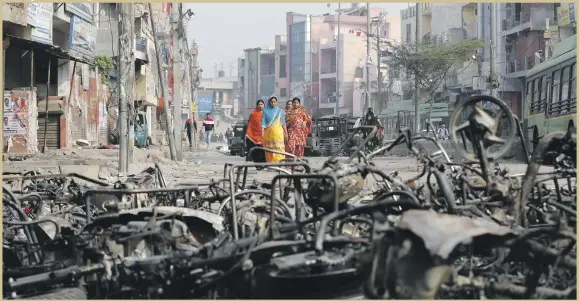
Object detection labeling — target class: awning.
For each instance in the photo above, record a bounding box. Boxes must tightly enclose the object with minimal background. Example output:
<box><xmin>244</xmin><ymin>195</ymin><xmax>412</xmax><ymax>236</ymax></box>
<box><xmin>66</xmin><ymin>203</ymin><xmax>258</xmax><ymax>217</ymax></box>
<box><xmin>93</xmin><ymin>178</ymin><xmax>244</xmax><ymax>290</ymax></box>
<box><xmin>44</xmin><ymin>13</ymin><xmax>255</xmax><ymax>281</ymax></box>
<box><xmin>4</xmin><ymin>34</ymin><xmax>92</xmax><ymax>65</ymax></box>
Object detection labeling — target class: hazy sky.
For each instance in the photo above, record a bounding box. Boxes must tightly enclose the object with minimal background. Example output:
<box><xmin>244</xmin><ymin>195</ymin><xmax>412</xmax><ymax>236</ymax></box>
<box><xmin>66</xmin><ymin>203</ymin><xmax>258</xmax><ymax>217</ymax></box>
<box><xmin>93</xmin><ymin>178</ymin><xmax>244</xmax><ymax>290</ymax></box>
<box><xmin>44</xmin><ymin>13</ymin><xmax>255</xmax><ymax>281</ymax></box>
<box><xmin>185</xmin><ymin>3</ymin><xmax>411</xmax><ymax>78</ymax></box>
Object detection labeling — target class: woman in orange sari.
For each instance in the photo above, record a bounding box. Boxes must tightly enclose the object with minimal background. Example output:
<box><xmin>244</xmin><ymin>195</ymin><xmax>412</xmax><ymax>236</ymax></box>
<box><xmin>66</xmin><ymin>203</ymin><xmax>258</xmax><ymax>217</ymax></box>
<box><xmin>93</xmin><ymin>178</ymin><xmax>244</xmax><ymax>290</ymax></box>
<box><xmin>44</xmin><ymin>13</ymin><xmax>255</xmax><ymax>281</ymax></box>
<box><xmin>245</xmin><ymin>99</ymin><xmax>266</xmax><ymax>163</ymax></box>
<box><xmin>285</xmin><ymin>97</ymin><xmax>312</xmax><ymax>158</ymax></box>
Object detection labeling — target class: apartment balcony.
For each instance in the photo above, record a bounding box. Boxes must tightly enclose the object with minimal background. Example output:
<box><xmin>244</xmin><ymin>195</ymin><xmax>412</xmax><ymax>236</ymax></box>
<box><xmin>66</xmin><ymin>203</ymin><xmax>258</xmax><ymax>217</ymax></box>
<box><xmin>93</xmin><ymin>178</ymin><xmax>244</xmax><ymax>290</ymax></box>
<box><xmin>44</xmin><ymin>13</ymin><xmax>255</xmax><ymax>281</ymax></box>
<box><xmin>501</xmin><ymin>12</ymin><xmax>531</xmax><ymax>36</ymax></box>
<box><xmin>319</xmin><ymin>36</ymin><xmax>337</xmax><ymax>49</ymax></box>
<box><xmin>505</xmin><ymin>56</ymin><xmax>535</xmax><ymax>74</ymax></box>
<box><xmin>280</xmin><ymin>35</ymin><xmax>288</xmax><ymax>52</ymax></box>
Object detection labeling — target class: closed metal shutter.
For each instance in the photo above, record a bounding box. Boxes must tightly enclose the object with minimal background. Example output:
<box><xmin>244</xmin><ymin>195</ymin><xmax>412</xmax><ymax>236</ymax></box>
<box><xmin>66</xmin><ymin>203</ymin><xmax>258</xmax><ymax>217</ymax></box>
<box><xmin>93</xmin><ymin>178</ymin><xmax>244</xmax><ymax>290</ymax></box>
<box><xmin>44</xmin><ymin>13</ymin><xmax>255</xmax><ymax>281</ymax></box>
<box><xmin>37</xmin><ymin>114</ymin><xmax>61</xmax><ymax>149</ymax></box>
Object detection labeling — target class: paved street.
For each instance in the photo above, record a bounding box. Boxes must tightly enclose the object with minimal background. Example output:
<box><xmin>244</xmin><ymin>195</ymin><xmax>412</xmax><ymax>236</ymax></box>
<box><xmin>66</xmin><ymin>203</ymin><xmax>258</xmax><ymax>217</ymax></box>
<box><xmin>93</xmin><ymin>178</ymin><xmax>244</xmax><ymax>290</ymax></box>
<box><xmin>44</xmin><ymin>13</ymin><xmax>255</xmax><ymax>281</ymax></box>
<box><xmin>4</xmin><ymin>143</ymin><xmax>536</xmax><ymax>186</ymax></box>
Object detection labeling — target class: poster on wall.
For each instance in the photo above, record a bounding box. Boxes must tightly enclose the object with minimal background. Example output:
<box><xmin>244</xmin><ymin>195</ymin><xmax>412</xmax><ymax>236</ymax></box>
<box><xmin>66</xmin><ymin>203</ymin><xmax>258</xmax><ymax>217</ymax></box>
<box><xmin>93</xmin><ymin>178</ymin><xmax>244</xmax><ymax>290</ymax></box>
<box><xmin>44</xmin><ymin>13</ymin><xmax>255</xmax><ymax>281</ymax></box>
<box><xmin>65</xmin><ymin>3</ymin><xmax>93</xmax><ymax>23</ymax></box>
<box><xmin>3</xmin><ymin>90</ymin><xmax>29</xmax><ymax>136</ymax></box>
<box><xmin>28</xmin><ymin>3</ymin><xmax>53</xmax><ymax>45</ymax></box>
<box><xmin>69</xmin><ymin>15</ymin><xmax>97</xmax><ymax>58</ymax></box>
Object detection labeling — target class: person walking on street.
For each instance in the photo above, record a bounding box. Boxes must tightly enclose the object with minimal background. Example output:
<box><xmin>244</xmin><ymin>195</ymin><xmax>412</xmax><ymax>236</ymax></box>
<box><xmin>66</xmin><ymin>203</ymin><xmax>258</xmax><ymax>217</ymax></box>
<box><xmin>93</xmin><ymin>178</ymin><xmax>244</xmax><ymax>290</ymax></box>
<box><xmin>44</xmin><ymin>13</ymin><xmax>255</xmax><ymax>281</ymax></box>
<box><xmin>363</xmin><ymin>108</ymin><xmax>383</xmax><ymax>150</ymax></box>
<box><xmin>285</xmin><ymin>100</ymin><xmax>293</xmax><ymax>113</ymax></box>
<box><xmin>262</xmin><ymin>96</ymin><xmax>287</xmax><ymax>163</ymax></box>
<box><xmin>184</xmin><ymin>118</ymin><xmax>197</xmax><ymax>147</ymax></box>
<box><xmin>245</xmin><ymin>99</ymin><xmax>266</xmax><ymax>163</ymax></box>
<box><xmin>436</xmin><ymin>123</ymin><xmax>450</xmax><ymax>140</ymax></box>
<box><xmin>201</xmin><ymin>113</ymin><xmax>215</xmax><ymax>149</ymax></box>
<box><xmin>285</xmin><ymin>97</ymin><xmax>311</xmax><ymax>158</ymax></box>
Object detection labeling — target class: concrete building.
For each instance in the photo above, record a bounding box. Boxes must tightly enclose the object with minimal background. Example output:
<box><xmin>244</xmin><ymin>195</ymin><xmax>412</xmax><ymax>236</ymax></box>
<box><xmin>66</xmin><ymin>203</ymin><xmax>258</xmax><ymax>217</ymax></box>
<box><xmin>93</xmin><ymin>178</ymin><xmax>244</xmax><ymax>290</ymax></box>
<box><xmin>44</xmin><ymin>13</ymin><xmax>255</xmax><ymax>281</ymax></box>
<box><xmin>3</xmin><ymin>3</ymin><xmax>106</xmax><ymax>153</ymax></box>
<box><xmin>284</xmin><ymin>5</ymin><xmax>390</xmax><ymax>117</ymax></box>
<box><xmin>499</xmin><ymin>3</ymin><xmax>563</xmax><ymax>117</ymax></box>
<box><xmin>198</xmin><ymin>75</ymin><xmax>239</xmax><ymax>121</ymax></box>
<box><xmin>239</xmin><ymin>47</ymin><xmax>275</xmax><ymax>116</ymax></box>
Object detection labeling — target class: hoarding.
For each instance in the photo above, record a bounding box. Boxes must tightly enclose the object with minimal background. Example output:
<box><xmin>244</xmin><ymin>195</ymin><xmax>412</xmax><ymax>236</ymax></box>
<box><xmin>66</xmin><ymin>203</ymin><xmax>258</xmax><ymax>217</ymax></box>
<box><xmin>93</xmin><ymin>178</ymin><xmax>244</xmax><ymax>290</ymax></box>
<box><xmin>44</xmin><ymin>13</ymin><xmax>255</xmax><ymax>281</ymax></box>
<box><xmin>69</xmin><ymin>15</ymin><xmax>97</xmax><ymax>58</ymax></box>
<box><xmin>28</xmin><ymin>3</ymin><xmax>53</xmax><ymax>45</ymax></box>
<box><xmin>197</xmin><ymin>92</ymin><xmax>214</xmax><ymax>114</ymax></box>
<box><xmin>65</xmin><ymin>3</ymin><xmax>93</xmax><ymax>23</ymax></box>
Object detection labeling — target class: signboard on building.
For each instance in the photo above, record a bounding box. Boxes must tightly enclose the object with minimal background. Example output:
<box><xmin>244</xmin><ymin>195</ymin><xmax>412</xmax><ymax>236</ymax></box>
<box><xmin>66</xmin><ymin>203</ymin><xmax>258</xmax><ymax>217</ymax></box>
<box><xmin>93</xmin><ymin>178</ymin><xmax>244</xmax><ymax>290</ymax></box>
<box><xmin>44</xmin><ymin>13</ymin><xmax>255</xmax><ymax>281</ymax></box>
<box><xmin>570</xmin><ymin>3</ymin><xmax>576</xmax><ymax>24</ymax></box>
<box><xmin>3</xmin><ymin>90</ymin><xmax>29</xmax><ymax>135</ymax></box>
<box><xmin>558</xmin><ymin>5</ymin><xmax>571</xmax><ymax>26</ymax></box>
<box><xmin>197</xmin><ymin>92</ymin><xmax>214</xmax><ymax>114</ymax></box>
<box><xmin>69</xmin><ymin>15</ymin><xmax>97</xmax><ymax>58</ymax></box>
<box><xmin>28</xmin><ymin>3</ymin><xmax>53</xmax><ymax>45</ymax></box>
<box><xmin>65</xmin><ymin>3</ymin><xmax>93</xmax><ymax>23</ymax></box>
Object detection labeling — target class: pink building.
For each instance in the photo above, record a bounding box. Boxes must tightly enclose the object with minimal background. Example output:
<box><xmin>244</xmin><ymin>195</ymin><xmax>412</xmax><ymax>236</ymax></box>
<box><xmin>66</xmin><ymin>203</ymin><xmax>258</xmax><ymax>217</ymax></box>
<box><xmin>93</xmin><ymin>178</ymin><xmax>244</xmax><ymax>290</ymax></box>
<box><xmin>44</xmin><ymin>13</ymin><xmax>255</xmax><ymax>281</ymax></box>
<box><xmin>275</xmin><ymin>5</ymin><xmax>399</xmax><ymax>117</ymax></box>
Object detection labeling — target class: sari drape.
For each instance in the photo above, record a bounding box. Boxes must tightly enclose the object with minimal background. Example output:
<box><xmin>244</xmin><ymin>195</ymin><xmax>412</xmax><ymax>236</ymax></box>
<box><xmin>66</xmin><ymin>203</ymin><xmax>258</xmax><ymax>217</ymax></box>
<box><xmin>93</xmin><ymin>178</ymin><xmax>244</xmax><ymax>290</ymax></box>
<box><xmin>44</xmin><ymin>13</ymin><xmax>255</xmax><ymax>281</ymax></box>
<box><xmin>246</xmin><ymin>109</ymin><xmax>263</xmax><ymax>145</ymax></box>
<box><xmin>262</xmin><ymin>103</ymin><xmax>286</xmax><ymax>163</ymax></box>
<box><xmin>286</xmin><ymin>107</ymin><xmax>311</xmax><ymax>157</ymax></box>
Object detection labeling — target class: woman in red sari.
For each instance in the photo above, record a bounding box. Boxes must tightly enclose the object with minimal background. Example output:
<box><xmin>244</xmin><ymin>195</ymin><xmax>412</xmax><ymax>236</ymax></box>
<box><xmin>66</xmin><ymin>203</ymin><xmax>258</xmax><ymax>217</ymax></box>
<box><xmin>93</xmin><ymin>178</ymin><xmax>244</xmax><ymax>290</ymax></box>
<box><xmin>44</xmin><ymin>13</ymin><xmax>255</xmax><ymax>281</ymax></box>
<box><xmin>285</xmin><ymin>97</ymin><xmax>311</xmax><ymax>158</ymax></box>
<box><xmin>245</xmin><ymin>99</ymin><xmax>266</xmax><ymax>163</ymax></box>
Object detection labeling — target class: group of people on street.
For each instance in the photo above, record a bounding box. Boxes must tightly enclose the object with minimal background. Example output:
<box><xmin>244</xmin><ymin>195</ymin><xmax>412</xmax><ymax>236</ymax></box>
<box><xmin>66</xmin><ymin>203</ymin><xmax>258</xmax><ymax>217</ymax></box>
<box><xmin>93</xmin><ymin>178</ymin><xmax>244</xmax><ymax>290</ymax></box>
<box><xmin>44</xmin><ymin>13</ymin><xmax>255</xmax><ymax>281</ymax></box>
<box><xmin>245</xmin><ymin>96</ymin><xmax>312</xmax><ymax>164</ymax></box>
<box><xmin>184</xmin><ymin>113</ymin><xmax>216</xmax><ymax>149</ymax></box>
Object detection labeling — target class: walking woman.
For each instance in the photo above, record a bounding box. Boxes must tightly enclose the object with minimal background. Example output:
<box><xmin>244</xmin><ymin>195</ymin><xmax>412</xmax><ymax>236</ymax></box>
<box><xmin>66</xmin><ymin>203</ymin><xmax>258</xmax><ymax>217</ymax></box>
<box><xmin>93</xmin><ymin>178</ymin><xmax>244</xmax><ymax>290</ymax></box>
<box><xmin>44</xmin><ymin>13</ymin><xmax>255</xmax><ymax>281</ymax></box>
<box><xmin>286</xmin><ymin>97</ymin><xmax>312</xmax><ymax>157</ymax></box>
<box><xmin>262</xmin><ymin>96</ymin><xmax>287</xmax><ymax>163</ymax></box>
<box><xmin>285</xmin><ymin>99</ymin><xmax>293</xmax><ymax>113</ymax></box>
<box><xmin>245</xmin><ymin>99</ymin><xmax>266</xmax><ymax>163</ymax></box>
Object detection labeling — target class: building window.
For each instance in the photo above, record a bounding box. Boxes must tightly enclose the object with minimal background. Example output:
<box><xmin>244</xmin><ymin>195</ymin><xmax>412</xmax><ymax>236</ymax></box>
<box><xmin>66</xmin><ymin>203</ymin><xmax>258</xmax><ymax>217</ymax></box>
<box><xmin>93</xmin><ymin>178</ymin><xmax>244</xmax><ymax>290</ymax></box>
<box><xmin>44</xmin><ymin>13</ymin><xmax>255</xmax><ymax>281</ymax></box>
<box><xmin>280</xmin><ymin>88</ymin><xmax>287</xmax><ymax>97</ymax></box>
<box><xmin>383</xmin><ymin>23</ymin><xmax>391</xmax><ymax>39</ymax></box>
<box><xmin>571</xmin><ymin>63</ymin><xmax>576</xmax><ymax>99</ymax></box>
<box><xmin>561</xmin><ymin>66</ymin><xmax>570</xmax><ymax>102</ymax></box>
<box><xmin>279</xmin><ymin>55</ymin><xmax>287</xmax><ymax>78</ymax></box>
<box><xmin>550</xmin><ymin>69</ymin><xmax>561</xmax><ymax>116</ymax></box>
<box><xmin>406</xmin><ymin>24</ymin><xmax>412</xmax><ymax>43</ymax></box>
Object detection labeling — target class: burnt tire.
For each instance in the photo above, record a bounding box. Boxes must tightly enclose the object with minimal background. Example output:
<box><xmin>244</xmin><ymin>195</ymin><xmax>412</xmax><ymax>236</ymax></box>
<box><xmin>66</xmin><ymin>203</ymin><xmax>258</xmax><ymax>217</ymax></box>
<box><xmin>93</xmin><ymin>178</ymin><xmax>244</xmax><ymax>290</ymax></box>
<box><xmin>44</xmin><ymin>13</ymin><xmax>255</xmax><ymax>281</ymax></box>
<box><xmin>22</xmin><ymin>288</ymin><xmax>87</xmax><ymax>300</ymax></box>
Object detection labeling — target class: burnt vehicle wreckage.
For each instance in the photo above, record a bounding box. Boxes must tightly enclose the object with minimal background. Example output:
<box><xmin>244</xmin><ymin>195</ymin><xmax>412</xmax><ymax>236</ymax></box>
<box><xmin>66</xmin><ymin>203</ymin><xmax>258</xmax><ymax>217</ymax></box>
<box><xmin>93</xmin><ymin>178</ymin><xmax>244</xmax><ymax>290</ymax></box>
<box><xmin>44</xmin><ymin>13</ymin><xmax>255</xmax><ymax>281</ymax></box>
<box><xmin>3</xmin><ymin>95</ymin><xmax>576</xmax><ymax>299</ymax></box>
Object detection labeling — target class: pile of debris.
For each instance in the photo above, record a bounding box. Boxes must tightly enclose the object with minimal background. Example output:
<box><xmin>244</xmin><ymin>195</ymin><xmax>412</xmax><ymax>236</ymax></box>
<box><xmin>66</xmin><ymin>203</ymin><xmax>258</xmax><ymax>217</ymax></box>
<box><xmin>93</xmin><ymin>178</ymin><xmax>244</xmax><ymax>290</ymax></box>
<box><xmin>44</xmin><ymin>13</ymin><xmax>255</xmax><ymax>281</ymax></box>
<box><xmin>3</xmin><ymin>95</ymin><xmax>576</xmax><ymax>299</ymax></box>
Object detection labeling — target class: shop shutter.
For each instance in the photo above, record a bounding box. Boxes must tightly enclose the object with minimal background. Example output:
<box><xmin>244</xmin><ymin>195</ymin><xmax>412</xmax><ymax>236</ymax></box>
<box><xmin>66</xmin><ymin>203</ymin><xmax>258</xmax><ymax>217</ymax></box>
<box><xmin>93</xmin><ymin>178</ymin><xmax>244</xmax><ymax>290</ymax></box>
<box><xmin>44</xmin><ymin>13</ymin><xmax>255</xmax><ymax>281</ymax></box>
<box><xmin>37</xmin><ymin>114</ymin><xmax>60</xmax><ymax>149</ymax></box>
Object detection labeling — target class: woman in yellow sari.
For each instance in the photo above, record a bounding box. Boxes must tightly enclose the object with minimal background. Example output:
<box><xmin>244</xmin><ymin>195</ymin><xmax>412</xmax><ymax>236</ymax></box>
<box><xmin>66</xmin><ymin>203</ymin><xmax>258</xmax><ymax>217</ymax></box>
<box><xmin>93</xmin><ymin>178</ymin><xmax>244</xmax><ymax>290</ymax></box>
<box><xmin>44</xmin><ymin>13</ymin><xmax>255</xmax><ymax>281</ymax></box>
<box><xmin>262</xmin><ymin>96</ymin><xmax>287</xmax><ymax>163</ymax></box>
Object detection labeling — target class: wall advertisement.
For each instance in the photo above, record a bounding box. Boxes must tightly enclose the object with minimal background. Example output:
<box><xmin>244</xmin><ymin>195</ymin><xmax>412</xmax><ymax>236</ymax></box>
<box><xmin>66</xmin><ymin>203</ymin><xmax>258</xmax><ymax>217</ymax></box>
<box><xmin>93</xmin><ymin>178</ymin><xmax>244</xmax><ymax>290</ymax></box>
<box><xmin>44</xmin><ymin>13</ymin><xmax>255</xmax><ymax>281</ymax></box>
<box><xmin>3</xmin><ymin>90</ymin><xmax>29</xmax><ymax>136</ymax></box>
<box><xmin>28</xmin><ymin>3</ymin><xmax>53</xmax><ymax>45</ymax></box>
<box><xmin>69</xmin><ymin>15</ymin><xmax>97</xmax><ymax>58</ymax></box>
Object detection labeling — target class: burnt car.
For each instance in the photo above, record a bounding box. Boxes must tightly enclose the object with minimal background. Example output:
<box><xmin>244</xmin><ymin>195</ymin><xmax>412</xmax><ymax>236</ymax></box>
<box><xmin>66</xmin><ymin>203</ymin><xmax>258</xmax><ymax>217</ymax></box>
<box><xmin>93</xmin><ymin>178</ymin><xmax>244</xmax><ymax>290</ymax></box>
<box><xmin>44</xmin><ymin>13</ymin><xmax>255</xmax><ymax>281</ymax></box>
<box><xmin>228</xmin><ymin>121</ymin><xmax>247</xmax><ymax>156</ymax></box>
<box><xmin>308</xmin><ymin>116</ymin><xmax>348</xmax><ymax>156</ymax></box>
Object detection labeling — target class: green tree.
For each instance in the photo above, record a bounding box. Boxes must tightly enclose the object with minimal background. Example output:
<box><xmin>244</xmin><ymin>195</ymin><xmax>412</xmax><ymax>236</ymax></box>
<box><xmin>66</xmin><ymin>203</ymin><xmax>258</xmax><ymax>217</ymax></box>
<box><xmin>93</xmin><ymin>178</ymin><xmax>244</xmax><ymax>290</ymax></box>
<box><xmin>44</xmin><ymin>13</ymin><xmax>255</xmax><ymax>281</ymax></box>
<box><xmin>383</xmin><ymin>39</ymin><xmax>485</xmax><ymax>128</ymax></box>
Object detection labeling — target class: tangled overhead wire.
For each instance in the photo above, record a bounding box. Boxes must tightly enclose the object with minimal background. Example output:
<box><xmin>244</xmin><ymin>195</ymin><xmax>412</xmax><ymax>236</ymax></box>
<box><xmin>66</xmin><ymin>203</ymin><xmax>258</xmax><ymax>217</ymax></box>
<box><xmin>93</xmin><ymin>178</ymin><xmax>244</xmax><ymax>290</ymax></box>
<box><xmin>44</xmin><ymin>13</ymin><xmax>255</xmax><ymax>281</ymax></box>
<box><xmin>3</xmin><ymin>95</ymin><xmax>576</xmax><ymax>299</ymax></box>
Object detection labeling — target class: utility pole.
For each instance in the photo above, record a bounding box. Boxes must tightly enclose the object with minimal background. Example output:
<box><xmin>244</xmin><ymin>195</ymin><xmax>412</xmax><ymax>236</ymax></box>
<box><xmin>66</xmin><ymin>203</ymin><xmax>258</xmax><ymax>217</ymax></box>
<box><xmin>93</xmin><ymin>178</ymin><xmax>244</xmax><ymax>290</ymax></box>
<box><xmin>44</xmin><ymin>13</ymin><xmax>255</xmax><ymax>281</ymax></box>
<box><xmin>377</xmin><ymin>12</ymin><xmax>383</xmax><ymax>114</ymax></box>
<box><xmin>172</xmin><ymin>3</ymin><xmax>183</xmax><ymax>161</ymax></box>
<box><xmin>414</xmin><ymin>3</ymin><xmax>421</xmax><ymax>133</ymax></box>
<box><xmin>190</xmin><ymin>41</ymin><xmax>200</xmax><ymax>149</ymax></box>
<box><xmin>489</xmin><ymin>3</ymin><xmax>497</xmax><ymax>97</ymax></box>
<box><xmin>117</xmin><ymin>3</ymin><xmax>133</xmax><ymax>175</ymax></box>
<box><xmin>365</xmin><ymin>2</ymin><xmax>371</xmax><ymax>112</ymax></box>
<box><xmin>127</xmin><ymin>4</ymin><xmax>135</xmax><ymax>166</ymax></box>
<box><xmin>148</xmin><ymin>3</ymin><xmax>176</xmax><ymax>160</ymax></box>
<box><xmin>335</xmin><ymin>2</ymin><xmax>341</xmax><ymax>117</ymax></box>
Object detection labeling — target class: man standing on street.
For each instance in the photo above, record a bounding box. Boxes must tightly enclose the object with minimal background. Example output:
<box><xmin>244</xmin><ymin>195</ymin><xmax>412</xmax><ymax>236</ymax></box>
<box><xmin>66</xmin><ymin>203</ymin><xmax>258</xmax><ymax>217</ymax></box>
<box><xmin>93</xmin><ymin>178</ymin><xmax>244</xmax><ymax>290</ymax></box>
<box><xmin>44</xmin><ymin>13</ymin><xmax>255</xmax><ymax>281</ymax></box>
<box><xmin>184</xmin><ymin>118</ymin><xmax>197</xmax><ymax>147</ymax></box>
<box><xmin>436</xmin><ymin>123</ymin><xmax>450</xmax><ymax>140</ymax></box>
<box><xmin>201</xmin><ymin>113</ymin><xmax>215</xmax><ymax>149</ymax></box>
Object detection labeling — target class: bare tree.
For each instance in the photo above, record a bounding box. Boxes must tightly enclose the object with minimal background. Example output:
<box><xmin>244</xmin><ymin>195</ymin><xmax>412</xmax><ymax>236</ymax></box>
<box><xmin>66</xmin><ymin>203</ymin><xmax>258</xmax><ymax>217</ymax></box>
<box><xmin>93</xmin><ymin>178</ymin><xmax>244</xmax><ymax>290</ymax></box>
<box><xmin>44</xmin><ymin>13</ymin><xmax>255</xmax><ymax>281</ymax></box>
<box><xmin>382</xmin><ymin>39</ymin><xmax>485</xmax><ymax>123</ymax></box>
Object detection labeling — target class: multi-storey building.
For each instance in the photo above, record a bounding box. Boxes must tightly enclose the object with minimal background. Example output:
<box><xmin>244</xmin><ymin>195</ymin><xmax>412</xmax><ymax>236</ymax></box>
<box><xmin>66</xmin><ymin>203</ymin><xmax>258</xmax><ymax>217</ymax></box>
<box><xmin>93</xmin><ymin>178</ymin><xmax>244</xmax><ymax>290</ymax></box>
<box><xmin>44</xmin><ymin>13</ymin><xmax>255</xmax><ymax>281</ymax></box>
<box><xmin>499</xmin><ymin>3</ymin><xmax>560</xmax><ymax>117</ymax></box>
<box><xmin>237</xmin><ymin>47</ymin><xmax>275</xmax><ymax>116</ymax></box>
<box><xmin>3</xmin><ymin>3</ymin><xmax>107</xmax><ymax>152</ymax></box>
